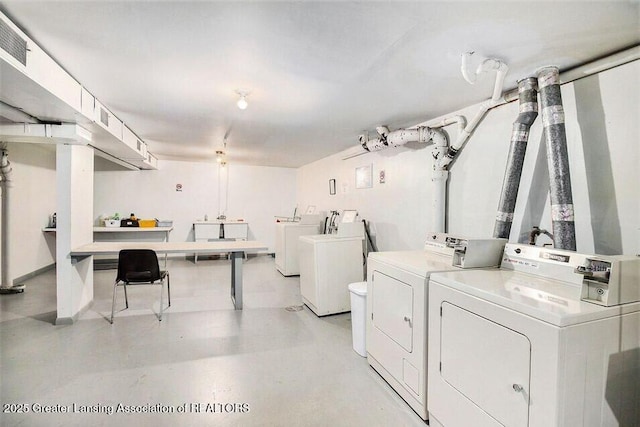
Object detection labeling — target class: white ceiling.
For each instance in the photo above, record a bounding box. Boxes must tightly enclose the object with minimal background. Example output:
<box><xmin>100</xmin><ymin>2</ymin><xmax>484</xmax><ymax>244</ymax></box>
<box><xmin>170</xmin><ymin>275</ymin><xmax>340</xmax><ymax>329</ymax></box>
<box><xmin>1</xmin><ymin>1</ymin><xmax>638</xmax><ymax>168</ymax></box>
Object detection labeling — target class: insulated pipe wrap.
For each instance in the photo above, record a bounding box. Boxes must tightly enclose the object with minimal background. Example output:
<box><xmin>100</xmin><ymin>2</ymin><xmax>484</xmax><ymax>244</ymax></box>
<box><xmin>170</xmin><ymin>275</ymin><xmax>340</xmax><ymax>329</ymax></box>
<box><xmin>537</xmin><ymin>66</ymin><xmax>576</xmax><ymax>250</ymax></box>
<box><xmin>493</xmin><ymin>77</ymin><xmax>538</xmax><ymax>239</ymax></box>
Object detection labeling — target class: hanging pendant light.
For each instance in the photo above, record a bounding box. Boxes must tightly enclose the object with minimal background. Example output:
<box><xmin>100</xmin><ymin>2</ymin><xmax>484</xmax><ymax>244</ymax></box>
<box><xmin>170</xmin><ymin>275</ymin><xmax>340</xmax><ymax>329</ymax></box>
<box><xmin>235</xmin><ymin>90</ymin><xmax>249</xmax><ymax>110</ymax></box>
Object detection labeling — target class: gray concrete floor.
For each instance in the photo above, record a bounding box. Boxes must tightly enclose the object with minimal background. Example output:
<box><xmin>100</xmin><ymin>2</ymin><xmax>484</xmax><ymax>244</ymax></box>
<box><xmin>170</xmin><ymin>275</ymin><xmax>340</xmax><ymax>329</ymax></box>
<box><xmin>1</xmin><ymin>255</ymin><xmax>426</xmax><ymax>427</ymax></box>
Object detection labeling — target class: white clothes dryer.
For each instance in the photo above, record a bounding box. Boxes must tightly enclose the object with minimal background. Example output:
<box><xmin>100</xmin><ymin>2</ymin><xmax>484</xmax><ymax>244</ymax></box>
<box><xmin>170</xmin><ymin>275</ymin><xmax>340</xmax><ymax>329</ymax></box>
<box><xmin>428</xmin><ymin>243</ymin><xmax>640</xmax><ymax>427</ymax></box>
<box><xmin>366</xmin><ymin>233</ymin><xmax>506</xmax><ymax>420</ymax></box>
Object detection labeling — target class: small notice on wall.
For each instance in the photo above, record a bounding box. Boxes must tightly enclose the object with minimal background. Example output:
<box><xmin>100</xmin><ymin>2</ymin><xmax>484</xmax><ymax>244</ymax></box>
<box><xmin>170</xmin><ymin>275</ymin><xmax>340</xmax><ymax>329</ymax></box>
<box><xmin>176</xmin><ymin>184</ymin><xmax>183</xmax><ymax>192</ymax></box>
<box><xmin>356</xmin><ymin>165</ymin><xmax>372</xmax><ymax>189</ymax></box>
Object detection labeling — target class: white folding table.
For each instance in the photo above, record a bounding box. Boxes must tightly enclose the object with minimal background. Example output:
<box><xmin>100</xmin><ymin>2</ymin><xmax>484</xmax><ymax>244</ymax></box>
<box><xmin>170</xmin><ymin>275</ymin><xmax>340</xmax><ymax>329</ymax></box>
<box><xmin>70</xmin><ymin>240</ymin><xmax>267</xmax><ymax>310</ymax></box>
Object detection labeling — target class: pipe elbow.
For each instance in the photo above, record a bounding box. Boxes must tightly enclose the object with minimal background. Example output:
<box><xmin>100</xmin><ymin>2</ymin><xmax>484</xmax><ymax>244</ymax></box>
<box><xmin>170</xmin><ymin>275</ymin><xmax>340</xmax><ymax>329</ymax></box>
<box><xmin>375</xmin><ymin>126</ymin><xmax>390</xmax><ymax>138</ymax></box>
<box><xmin>495</xmin><ymin>61</ymin><xmax>509</xmax><ymax>75</ymax></box>
<box><xmin>479</xmin><ymin>58</ymin><xmax>505</xmax><ymax>73</ymax></box>
<box><xmin>491</xmin><ymin>63</ymin><xmax>509</xmax><ymax>102</ymax></box>
<box><xmin>461</xmin><ymin>52</ymin><xmax>477</xmax><ymax>84</ymax></box>
<box><xmin>429</xmin><ymin>128</ymin><xmax>448</xmax><ymax>148</ymax></box>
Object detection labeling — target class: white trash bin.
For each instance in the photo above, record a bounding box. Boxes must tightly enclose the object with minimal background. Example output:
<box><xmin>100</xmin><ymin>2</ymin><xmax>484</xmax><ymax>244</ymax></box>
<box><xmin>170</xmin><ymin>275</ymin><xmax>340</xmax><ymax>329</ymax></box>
<box><xmin>348</xmin><ymin>281</ymin><xmax>368</xmax><ymax>357</ymax></box>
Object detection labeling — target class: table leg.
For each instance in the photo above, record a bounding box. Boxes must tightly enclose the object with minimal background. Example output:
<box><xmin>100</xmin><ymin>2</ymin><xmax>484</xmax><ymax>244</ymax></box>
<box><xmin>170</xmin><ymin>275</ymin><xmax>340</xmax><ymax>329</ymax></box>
<box><xmin>162</xmin><ymin>231</ymin><xmax>169</xmax><ymax>269</ymax></box>
<box><xmin>230</xmin><ymin>251</ymin><xmax>243</xmax><ymax>310</ymax></box>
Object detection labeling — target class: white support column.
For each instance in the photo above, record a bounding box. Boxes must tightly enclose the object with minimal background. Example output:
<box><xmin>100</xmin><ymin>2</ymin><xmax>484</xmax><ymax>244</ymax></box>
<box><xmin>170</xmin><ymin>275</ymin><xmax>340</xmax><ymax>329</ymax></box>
<box><xmin>55</xmin><ymin>144</ymin><xmax>94</xmax><ymax>324</ymax></box>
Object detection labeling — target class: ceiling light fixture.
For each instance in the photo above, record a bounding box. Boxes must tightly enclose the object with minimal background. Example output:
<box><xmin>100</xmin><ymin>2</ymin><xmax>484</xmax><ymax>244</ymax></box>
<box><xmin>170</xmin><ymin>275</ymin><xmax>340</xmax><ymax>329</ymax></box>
<box><xmin>215</xmin><ymin>150</ymin><xmax>225</xmax><ymax>163</ymax></box>
<box><xmin>236</xmin><ymin>90</ymin><xmax>249</xmax><ymax>110</ymax></box>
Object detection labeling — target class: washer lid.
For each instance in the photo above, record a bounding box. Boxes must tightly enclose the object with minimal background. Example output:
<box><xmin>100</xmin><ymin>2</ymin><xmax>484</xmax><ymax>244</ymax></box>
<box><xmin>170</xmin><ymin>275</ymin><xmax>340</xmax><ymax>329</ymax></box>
<box><xmin>368</xmin><ymin>250</ymin><xmax>454</xmax><ymax>277</ymax></box>
<box><xmin>430</xmin><ymin>269</ymin><xmax>640</xmax><ymax>327</ymax></box>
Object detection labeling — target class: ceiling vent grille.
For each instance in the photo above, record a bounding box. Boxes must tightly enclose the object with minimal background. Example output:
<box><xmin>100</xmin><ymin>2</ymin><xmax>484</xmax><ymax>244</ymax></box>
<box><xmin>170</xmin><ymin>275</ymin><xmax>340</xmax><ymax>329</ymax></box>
<box><xmin>99</xmin><ymin>107</ymin><xmax>109</xmax><ymax>126</ymax></box>
<box><xmin>0</xmin><ymin>19</ymin><xmax>27</xmax><ymax>66</ymax></box>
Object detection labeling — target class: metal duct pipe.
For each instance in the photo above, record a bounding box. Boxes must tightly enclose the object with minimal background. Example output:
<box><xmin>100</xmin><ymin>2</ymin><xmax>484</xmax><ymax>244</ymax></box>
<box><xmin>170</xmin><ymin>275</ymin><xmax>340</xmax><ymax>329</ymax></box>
<box><xmin>493</xmin><ymin>77</ymin><xmax>538</xmax><ymax>239</ymax></box>
<box><xmin>537</xmin><ymin>66</ymin><xmax>576</xmax><ymax>251</ymax></box>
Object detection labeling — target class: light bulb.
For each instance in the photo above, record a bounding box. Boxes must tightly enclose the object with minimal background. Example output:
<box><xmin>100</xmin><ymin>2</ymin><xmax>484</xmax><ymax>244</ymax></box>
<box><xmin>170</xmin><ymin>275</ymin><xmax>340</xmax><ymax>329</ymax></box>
<box><xmin>237</xmin><ymin>96</ymin><xmax>248</xmax><ymax>110</ymax></box>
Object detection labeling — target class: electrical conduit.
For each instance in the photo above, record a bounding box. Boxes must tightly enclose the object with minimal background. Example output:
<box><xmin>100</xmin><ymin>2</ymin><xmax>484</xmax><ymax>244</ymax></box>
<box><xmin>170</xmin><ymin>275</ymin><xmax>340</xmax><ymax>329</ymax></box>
<box><xmin>493</xmin><ymin>77</ymin><xmax>538</xmax><ymax>239</ymax></box>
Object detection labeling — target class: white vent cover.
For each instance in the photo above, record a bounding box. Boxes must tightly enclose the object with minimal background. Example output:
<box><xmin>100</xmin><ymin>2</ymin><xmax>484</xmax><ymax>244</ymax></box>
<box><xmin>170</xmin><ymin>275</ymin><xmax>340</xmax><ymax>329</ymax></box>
<box><xmin>99</xmin><ymin>107</ymin><xmax>109</xmax><ymax>126</ymax></box>
<box><xmin>0</xmin><ymin>19</ymin><xmax>27</xmax><ymax>66</ymax></box>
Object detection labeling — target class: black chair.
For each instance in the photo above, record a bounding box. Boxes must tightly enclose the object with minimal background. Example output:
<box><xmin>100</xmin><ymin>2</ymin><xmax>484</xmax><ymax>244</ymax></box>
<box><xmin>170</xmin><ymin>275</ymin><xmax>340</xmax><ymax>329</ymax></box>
<box><xmin>111</xmin><ymin>249</ymin><xmax>170</xmax><ymax>323</ymax></box>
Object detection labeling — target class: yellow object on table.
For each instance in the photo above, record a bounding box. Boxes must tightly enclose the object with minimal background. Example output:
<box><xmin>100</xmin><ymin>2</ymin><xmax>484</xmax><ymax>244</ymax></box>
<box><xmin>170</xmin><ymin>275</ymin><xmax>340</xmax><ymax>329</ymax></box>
<box><xmin>139</xmin><ymin>219</ymin><xmax>157</xmax><ymax>228</ymax></box>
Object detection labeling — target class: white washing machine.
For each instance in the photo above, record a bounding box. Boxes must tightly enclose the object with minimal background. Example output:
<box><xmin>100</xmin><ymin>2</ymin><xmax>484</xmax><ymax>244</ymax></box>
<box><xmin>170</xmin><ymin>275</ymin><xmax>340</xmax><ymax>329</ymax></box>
<box><xmin>298</xmin><ymin>220</ymin><xmax>365</xmax><ymax>316</ymax></box>
<box><xmin>428</xmin><ymin>243</ymin><xmax>640</xmax><ymax>427</ymax></box>
<box><xmin>366</xmin><ymin>233</ymin><xmax>507</xmax><ymax>420</ymax></box>
<box><xmin>275</xmin><ymin>221</ymin><xmax>320</xmax><ymax>276</ymax></box>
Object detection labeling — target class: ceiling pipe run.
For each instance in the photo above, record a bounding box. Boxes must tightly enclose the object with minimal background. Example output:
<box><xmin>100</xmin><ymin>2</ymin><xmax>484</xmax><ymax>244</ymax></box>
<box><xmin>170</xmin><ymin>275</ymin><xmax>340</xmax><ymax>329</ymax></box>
<box><xmin>356</xmin><ymin>54</ymin><xmax>508</xmax><ymax>233</ymax></box>
<box><xmin>0</xmin><ymin>147</ymin><xmax>24</xmax><ymax>294</ymax></box>
<box><xmin>427</xmin><ymin>54</ymin><xmax>508</xmax><ymax>232</ymax></box>
<box><xmin>493</xmin><ymin>77</ymin><xmax>538</xmax><ymax>239</ymax></box>
<box><xmin>359</xmin><ymin>125</ymin><xmax>450</xmax><ymax>232</ymax></box>
<box><xmin>461</xmin><ymin>52</ymin><xmax>508</xmax><ymax>102</ymax></box>
<box><xmin>436</xmin><ymin>53</ymin><xmax>508</xmax><ymax>170</ymax></box>
<box><xmin>358</xmin><ymin>125</ymin><xmax>445</xmax><ymax>152</ymax></box>
<box><xmin>0</xmin><ymin>100</ymin><xmax>40</xmax><ymax>124</ymax></box>
<box><xmin>537</xmin><ymin>66</ymin><xmax>576</xmax><ymax>251</ymax></box>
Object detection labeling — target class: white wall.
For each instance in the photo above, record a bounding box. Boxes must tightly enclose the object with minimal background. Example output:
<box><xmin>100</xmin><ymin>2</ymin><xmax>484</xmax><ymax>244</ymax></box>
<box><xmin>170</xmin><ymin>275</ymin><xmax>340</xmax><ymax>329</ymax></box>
<box><xmin>2</xmin><ymin>142</ymin><xmax>56</xmax><ymax>281</ymax></box>
<box><xmin>297</xmin><ymin>61</ymin><xmax>639</xmax><ymax>255</ymax></box>
<box><xmin>94</xmin><ymin>159</ymin><xmax>297</xmax><ymax>252</ymax></box>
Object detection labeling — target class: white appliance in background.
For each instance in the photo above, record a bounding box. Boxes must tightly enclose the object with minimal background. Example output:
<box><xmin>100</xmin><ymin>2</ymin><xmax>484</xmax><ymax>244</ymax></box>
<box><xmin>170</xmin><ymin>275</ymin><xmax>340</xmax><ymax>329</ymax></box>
<box><xmin>299</xmin><ymin>210</ymin><xmax>365</xmax><ymax>316</ymax></box>
<box><xmin>427</xmin><ymin>243</ymin><xmax>640</xmax><ymax>427</ymax></box>
<box><xmin>275</xmin><ymin>215</ymin><xmax>321</xmax><ymax>276</ymax></box>
<box><xmin>366</xmin><ymin>233</ymin><xmax>507</xmax><ymax>420</ymax></box>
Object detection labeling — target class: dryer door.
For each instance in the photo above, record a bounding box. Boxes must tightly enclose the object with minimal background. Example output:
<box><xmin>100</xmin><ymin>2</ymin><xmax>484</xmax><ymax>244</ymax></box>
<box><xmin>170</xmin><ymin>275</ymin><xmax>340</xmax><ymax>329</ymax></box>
<box><xmin>371</xmin><ymin>271</ymin><xmax>413</xmax><ymax>352</ymax></box>
<box><xmin>440</xmin><ymin>302</ymin><xmax>531</xmax><ymax>427</ymax></box>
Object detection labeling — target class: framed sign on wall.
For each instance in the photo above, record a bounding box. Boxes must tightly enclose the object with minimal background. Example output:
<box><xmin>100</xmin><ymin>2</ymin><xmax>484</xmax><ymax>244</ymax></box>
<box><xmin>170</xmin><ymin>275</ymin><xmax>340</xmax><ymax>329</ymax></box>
<box><xmin>356</xmin><ymin>165</ymin><xmax>372</xmax><ymax>189</ymax></box>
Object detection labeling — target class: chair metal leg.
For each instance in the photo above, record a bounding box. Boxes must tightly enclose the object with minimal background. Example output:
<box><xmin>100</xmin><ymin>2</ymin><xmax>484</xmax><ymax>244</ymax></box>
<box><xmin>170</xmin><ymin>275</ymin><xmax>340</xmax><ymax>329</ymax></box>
<box><xmin>159</xmin><ymin>280</ymin><xmax>164</xmax><ymax>321</ymax></box>
<box><xmin>167</xmin><ymin>273</ymin><xmax>171</xmax><ymax>307</ymax></box>
<box><xmin>123</xmin><ymin>283</ymin><xmax>129</xmax><ymax>308</ymax></box>
<box><xmin>110</xmin><ymin>280</ymin><xmax>118</xmax><ymax>324</ymax></box>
